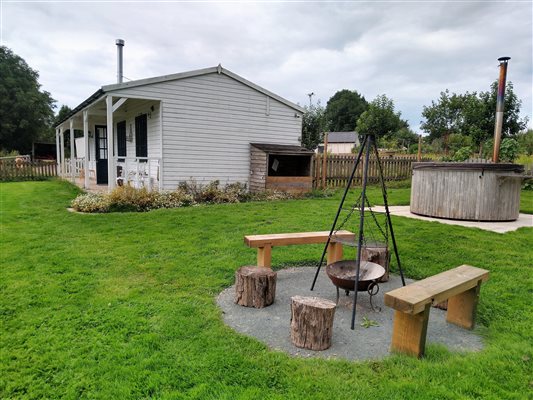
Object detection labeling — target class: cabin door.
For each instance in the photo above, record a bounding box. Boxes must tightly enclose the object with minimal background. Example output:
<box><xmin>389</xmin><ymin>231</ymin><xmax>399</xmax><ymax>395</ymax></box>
<box><xmin>95</xmin><ymin>125</ymin><xmax>108</xmax><ymax>184</ymax></box>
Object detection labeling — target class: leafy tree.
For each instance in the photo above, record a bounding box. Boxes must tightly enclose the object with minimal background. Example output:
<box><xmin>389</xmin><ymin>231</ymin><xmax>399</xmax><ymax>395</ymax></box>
<box><xmin>395</xmin><ymin>127</ymin><xmax>419</xmax><ymax>149</ymax></box>
<box><xmin>0</xmin><ymin>46</ymin><xmax>56</xmax><ymax>153</ymax></box>
<box><xmin>421</xmin><ymin>82</ymin><xmax>528</xmax><ymax>149</ymax></box>
<box><xmin>356</xmin><ymin>94</ymin><xmax>405</xmax><ymax>139</ymax></box>
<box><xmin>54</xmin><ymin>105</ymin><xmax>72</xmax><ymax>127</ymax></box>
<box><xmin>301</xmin><ymin>101</ymin><xmax>325</xmax><ymax>150</ymax></box>
<box><xmin>324</xmin><ymin>89</ymin><xmax>368</xmax><ymax>131</ymax></box>
<box><xmin>420</xmin><ymin>89</ymin><xmax>465</xmax><ymax>142</ymax></box>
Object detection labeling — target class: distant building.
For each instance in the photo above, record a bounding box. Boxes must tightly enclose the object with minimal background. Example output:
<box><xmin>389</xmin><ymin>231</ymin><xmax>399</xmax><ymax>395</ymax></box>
<box><xmin>317</xmin><ymin>132</ymin><xmax>360</xmax><ymax>154</ymax></box>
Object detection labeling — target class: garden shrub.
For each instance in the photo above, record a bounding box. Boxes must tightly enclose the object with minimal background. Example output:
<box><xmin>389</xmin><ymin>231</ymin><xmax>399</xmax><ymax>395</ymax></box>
<box><xmin>71</xmin><ymin>192</ymin><xmax>111</xmax><ymax>213</ymax></box>
<box><xmin>452</xmin><ymin>146</ymin><xmax>472</xmax><ymax>162</ymax></box>
<box><xmin>70</xmin><ymin>180</ymin><xmax>298</xmax><ymax>213</ymax></box>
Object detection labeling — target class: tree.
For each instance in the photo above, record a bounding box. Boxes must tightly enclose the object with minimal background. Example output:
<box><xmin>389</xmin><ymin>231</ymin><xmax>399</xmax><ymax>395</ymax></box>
<box><xmin>420</xmin><ymin>82</ymin><xmax>528</xmax><ymax>148</ymax></box>
<box><xmin>301</xmin><ymin>101</ymin><xmax>325</xmax><ymax>150</ymax></box>
<box><xmin>54</xmin><ymin>105</ymin><xmax>72</xmax><ymax>127</ymax></box>
<box><xmin>420</xmin><ymin>89</ymin><xmax>465</xmax><ymax>142</ymax></box>
<box><xmin>0</xmin><ymin>46</ymin><xmax>56</xmax><ymax>153</ymax></box>
<box><xmin>324</xmin><ymin>89</ymin><xmax>368</xmax><ymax>131</ymax></box>
<box><xmin>356</xmin><ymin>94</ymin><xmax>405</xmax><ymax>139</ymax></box>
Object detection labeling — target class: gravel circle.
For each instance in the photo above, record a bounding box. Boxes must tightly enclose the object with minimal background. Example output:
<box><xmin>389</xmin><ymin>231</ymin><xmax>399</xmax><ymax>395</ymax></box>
<box><xmin>217</xmin><ymin>267</ymin><xmax>485</xmax><ymax>361</ymax></box>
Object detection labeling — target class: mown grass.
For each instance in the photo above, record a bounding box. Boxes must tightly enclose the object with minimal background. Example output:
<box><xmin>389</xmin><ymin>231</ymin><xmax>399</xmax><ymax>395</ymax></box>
<box><xmin>1</xmin><ymin>180</ymin><xmax>532</xmax><ymax>399</ymax></box>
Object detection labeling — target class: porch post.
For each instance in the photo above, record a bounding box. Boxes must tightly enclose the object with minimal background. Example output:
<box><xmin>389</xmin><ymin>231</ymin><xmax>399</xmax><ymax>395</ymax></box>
<box><xmin>83</xmin><ymin>110</ymin><xmax>89</xmax><ymax>189</ymax></box>
<box><xmin>69</xmin><ymin>119</ymin><xmax>75</xmax><ymax>183</ymax></box>
<box><xmin>106</xmin><ymin>95</ymin><xmax>115</xmax><ymax>190</ymax></box>
<box><xmin>55</xmin><ymin>129</ymin><xmax>60</xmax><ymax>175</ymax></box>
<box><xmin>59</xmin><ymin>127</ymin><xmax>65</xmax><ymax>177</ymax></box>
<box><xmin>159</xmin><ymin>100</ymin><xmax>164</xmax><ymax>190</ymax></box>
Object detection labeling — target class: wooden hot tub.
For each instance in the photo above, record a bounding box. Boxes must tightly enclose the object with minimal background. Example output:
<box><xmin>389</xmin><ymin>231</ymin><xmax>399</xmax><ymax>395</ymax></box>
<box><xmin>410</xmin><ymin>162</ymin><xmax>524</xmax><ymax>221</ymax></box>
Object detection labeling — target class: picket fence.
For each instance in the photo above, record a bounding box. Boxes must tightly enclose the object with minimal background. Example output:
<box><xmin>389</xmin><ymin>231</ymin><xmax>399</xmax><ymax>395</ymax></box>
<box><xmin>0</xmin><ymin>157</ymin><xmax>57</xmax><ymax>181</ymax></box>
<box><xmin>312</xmin><ymin>154</ymin><xmax>431</xmax><ymax>188</ymax></box>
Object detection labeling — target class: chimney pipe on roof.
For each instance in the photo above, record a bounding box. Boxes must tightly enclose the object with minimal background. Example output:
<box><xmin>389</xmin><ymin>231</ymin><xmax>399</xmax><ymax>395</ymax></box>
<box><xmin>116</xmin><ymin>39</ymin><xmax>124</xmax><ymax>84</ymax></box>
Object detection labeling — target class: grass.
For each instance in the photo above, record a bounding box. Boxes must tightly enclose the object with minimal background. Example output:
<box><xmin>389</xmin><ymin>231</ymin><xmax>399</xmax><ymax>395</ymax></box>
<box><xmin>1</xmin><ymin>180</ymin><xmax>532</xmax><ymax>399</ymax></box>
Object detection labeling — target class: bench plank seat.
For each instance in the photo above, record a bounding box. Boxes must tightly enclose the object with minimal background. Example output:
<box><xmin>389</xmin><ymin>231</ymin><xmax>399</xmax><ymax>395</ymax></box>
<box><xmin>244</xmin><ymin>230</ymin><xmax>355</xmax><ymax>268</ymax></box>
<box><xmin>384</xmin><ymin>265</ymin><xmax>489</xmax><ymax>357</ymax></box>
<box><xmin>244</xmin><ymin>230</ymin><xmax>355</xmax><ymax>247</ymax></box>
<box><xmin>384</xmin><ymin>265</ymin><xmax>489</xmax><ymax>315</ymax></box>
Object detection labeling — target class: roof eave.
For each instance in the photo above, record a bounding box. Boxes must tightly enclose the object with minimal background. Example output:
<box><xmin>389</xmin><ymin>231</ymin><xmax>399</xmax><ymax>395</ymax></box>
<box><xmin>54</xmin><ymin>89</ymin><xmax>106</xmax><ymax>128</ymax></box>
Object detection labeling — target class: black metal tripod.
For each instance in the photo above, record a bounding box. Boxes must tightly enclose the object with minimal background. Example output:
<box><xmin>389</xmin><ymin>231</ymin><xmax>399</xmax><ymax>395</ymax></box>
<box><xmin>310</xmin><ymin>133</ymin><xmax>406</xmax><ymax>330</ymax></box>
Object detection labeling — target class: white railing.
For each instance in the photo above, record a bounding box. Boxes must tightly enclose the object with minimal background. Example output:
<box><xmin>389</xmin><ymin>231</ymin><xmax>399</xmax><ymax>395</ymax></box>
<box><xmin>116</xmin><ymin>157</ymin><xmax>160</xmax><ymax>191</ymax></box>
<box><xmin>63</xmin><ymin>158</ymin><xmax>84</xmax><ymax>177</ymax></box>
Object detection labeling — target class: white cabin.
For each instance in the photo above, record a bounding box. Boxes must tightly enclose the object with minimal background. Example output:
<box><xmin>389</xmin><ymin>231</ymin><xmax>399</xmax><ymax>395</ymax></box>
<box><xmin>55</xmin><ymin>65</ymin><xmax>304</xmax><ymax>191</ymax></box>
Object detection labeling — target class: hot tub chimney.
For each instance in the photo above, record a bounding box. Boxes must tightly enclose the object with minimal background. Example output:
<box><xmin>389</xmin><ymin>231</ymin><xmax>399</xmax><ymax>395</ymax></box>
<box><xmin>116</xmin><ymin>39</ymin><xmax>125</xmax><ymax>84</ymax></box>
<box><xmin>493</xmin><ymin>56</ymin><xmax>510</xmax><ymax>163</ymax></box>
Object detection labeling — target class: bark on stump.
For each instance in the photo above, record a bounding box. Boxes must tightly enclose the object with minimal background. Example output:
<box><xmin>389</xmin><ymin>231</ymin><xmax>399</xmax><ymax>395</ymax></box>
<box><xmin>290</xmin><ymin>296</ymin><xmax>336</xmax><ymax>351</ymax></box>
<box><xmin>234</xmin><ymin>266</ymin><xmax>277</xmax><ymax>308</ymax></box>
<box><xmin>362</xmin><ymin>244</ymin><xmax>390</xmax><ymax>282</ymax></box>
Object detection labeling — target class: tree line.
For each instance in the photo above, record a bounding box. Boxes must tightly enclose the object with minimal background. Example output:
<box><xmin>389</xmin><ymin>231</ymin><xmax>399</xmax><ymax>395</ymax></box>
<box><xmin>301</xmin><ymin>80</ymin><xmax>530</xmax><ymax>161</ymax></box>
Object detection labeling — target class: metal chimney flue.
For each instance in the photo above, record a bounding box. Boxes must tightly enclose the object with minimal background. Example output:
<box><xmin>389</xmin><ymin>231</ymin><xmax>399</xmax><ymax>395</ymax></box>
<box><xmin>492</xmin><ymin>56</ymin><xmax>511</xmax><ymax>163</ymax></box>
<box><xmin>116</xmin><ymin>39</ymin><xmax>125</xmax><ymax>84</ymax></box>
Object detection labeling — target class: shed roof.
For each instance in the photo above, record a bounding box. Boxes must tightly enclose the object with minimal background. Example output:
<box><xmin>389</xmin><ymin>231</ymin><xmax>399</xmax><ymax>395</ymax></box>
<box><xmin>251</xmin><ymin>143</ymin><xmax>314</xmax><ymax>155</ymax></box>
<box><xmin>56</xmin><ymin>65</ymin><xmax>304</xmax><ymax>127</ymax></box>
<box><xmin>325</xmin><ymin>132</ymin><xmax>358</xmax><ymax>143</ymax></box>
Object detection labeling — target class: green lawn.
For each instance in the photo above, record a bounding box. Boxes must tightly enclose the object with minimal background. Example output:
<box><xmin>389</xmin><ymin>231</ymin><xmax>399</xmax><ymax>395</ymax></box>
<box><xmin>1</xmin><ymin>180</ymin><xmax>532</xmax><ymax>399</ymax></box>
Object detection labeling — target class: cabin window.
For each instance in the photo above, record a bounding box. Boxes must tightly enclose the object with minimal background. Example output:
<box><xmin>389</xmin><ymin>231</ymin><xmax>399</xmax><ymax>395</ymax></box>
<box><xmin>135</xmin><ymin>114</ymin><xmax>148</xmax><ymax>159</ymax></box>
<box><xmin>117</xmin><ymin>120</ymin><xmax>127</xmax><ymax>161</ymax></box>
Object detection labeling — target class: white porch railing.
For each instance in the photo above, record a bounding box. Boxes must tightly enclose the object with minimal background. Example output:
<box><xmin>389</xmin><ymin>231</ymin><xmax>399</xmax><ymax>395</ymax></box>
<box><xmin>63</xmin><ymin>158</ymin><xmax>84</xmax><ymax>177</ymax></box>
<box><xmin>116</xmin><ymin>157</ymin><xmax>160</xmax><ymax>191</ymax></box>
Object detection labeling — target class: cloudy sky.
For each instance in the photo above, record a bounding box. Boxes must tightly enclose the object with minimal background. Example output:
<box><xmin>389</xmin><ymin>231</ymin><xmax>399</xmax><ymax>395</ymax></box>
<box><xmin>2</xmin><ymin>1</ymin><xmax>532</xmax><ymax>132</ymax></box>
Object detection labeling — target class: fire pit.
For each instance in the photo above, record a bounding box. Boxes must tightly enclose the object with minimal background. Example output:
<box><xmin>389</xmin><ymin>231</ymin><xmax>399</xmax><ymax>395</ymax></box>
<box><xmin>326</xmin><ymin>260</ymin><xmax>385</xmax><ymax>309</ymax></box>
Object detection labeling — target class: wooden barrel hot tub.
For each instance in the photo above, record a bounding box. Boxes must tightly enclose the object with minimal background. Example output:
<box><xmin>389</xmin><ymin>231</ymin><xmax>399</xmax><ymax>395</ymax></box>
<box><xmin>410</xmin><ymin>162</ymin><xmax>524</xmax><ymax>221</ymax></box>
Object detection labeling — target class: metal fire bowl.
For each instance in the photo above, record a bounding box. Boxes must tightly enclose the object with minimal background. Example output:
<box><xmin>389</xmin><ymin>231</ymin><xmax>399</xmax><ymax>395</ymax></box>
<box><xmin>326</xmin><ymin>260</ymin><xmax>385</xmax><ymax>292</ymax></box>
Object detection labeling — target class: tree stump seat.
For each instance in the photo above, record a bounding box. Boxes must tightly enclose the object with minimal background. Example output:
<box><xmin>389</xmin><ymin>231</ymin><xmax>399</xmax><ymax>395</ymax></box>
<box><xmin>290</xmin><ymin>296</ymin><xmax>336</xmax><ymax>351</ymax></box>
<box><xmin>234</xmin><ymin>266</ymin><xmax>277</xmax><ymax>308</ymax></box>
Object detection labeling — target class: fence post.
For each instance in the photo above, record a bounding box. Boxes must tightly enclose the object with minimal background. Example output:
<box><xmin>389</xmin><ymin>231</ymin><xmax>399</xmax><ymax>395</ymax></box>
<box><xmin>321</xmin><ymin>133</ymin><xmax>328</xmax><ymax>189</ymax></box>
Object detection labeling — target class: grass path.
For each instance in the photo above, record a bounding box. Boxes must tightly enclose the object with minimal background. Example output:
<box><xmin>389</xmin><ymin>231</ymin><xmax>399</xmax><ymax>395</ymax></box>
<box><xmin>1</xmin><ymin>180</ymin><xmax>532</xmax><ymax>399</ymax></box>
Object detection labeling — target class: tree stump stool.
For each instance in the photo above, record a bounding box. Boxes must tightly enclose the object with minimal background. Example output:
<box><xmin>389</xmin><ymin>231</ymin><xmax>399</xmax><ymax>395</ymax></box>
<box><xmin>362</xmin><ymin>244</ymin><xmax>390</xmax><ymax>282</ymax></box>
<box><xmin>290</xmin><ymin>296</ymin><xmax>336</xmax><ymax>351</ymax></box>
<box><xmin>234</xmin><ymin>266</ymin><xmax>277</xmax><ymax>308</ymax></box>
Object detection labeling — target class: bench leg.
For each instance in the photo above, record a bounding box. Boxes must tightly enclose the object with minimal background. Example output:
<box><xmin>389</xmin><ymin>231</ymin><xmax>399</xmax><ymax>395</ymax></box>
<box><xmin>391</xmin><ymin>304</ymin><xmax>430</xmax><ymax>358</ymax></box>
<box><xmin>446</xmin><ymin>280</ymin><xmax>481</xmax><ymax>329</ymax></box>
<box><xmin>257</xmin><ymin>245</ymin><xmax>272</xmax><ymax>268</ymax></box>
<box><xmin>327</xmin><ymin>242</ymin><xmax>343</xmax><ymax>265</ymax></box>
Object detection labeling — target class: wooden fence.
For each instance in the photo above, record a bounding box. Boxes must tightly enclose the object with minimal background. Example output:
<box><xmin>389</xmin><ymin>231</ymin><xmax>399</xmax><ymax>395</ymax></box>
<box><xmin>313</xmin><ymin>154</ymin><xmax>431</xmax><ymax>188</ymax></box>
<box><xmin>0</xmin><ymin>157</ymin><xmax>57</xmax><ymax>181</ymax></box>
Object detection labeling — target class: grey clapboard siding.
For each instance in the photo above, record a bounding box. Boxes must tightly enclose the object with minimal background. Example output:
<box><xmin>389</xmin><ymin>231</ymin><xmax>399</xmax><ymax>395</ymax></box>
<box><xmin>109</xmin><ymin>73</ymin><xmax>302</xmax><ymax>189</ymax></box>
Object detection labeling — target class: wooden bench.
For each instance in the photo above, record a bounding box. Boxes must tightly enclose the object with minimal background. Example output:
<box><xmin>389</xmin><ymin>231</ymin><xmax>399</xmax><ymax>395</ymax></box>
<box><xmin>244</xmin><ymin>230</ymin><xmax>355</xmax><ymax>268</ymax></box>
<box><xmin>384</xmin><ymin>265</ymin><xmax>489</xmax><ymax>357</ymax></box>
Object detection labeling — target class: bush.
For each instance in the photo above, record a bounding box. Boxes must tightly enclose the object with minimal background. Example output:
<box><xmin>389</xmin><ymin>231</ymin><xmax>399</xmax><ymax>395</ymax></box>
<box><xmin>70</xmin><ymin>180</ymin><xmax>298</xmax><ymax>213</ymax></box>
<box><xmin>452</xmin><ymin>146</ymin><xmax>472</xmax><ymax>162</ymax></box>
<box><xmin>71</xmin><ymin>193</ymin><xmax>111</xmax><ymax>213</ymax></box>
<box><xmin>499</xmin><ymin>138</ymin><xmax>520</xmax><ymax>163</ymax></box>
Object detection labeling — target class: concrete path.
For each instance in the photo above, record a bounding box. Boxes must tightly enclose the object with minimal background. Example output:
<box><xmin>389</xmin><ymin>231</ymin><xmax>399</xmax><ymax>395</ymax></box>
<box><xmin>372</xmin><ymin>206</ymin><xmax>532</xmax><ymax>233</ymax></box>
<box><xmin>217</xmin><ymin>267</ymin><xmax>485</xmax><ymax>361</ymax></box>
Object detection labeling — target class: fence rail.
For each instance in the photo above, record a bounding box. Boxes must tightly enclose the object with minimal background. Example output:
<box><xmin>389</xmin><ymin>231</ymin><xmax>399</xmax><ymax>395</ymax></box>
<box><xmin>0</xmin><ymin>158</ymin><xmax>57</xmax><ymax>181</ymax></box>
<box><xmin>313</xmin><ymin>154</ymin><xmax>431</xmax><ymax>188</ymax></box>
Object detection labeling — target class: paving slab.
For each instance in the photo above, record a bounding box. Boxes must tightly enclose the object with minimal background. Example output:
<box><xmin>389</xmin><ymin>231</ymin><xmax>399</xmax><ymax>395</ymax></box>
<box><xmin>372</xmin><ymin>206</ymin><xmax>532</xmax><ymax>233</ymax></box>
<box><xmin>217</xmin><ymin>267</ymin><xmax>485</xmax><ymax>361</ymax></box>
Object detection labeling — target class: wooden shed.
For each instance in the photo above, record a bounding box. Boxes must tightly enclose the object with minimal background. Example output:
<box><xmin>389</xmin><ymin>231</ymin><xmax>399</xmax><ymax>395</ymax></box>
<box><xmin>250</xmin><ymin>143</ymin><xmax>314</xmax><ymax>194</ymax></box>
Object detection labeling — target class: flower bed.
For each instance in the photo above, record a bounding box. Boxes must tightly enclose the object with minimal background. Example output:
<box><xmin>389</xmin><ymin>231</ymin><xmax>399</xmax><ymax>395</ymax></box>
<box><xmin>71</xmin><ymin>180</ymin><xmax>297</xmax><ymax>213</ymax></box>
